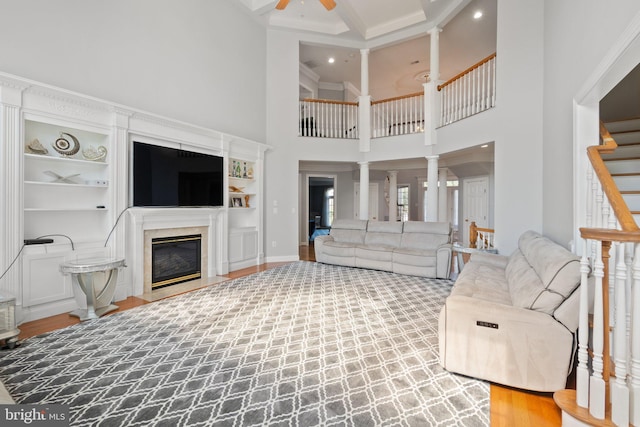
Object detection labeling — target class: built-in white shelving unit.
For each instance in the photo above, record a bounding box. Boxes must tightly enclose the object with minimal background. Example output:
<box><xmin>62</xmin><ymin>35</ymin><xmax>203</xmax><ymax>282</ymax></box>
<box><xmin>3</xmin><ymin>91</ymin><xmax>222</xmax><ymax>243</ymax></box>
<box><xmin>0</xmin><ymin>72</ymin><xmax>267</xmax><ymax>324</ymax></box>
<box><xmin>228</xmin><ymin>157</ymin><xmax>262</xmax><ymax>270</ymax></box>
<box><xmin>24</xmin><ymin>119</ymin><xmax>111</xmax><ymax>243</ymax></box>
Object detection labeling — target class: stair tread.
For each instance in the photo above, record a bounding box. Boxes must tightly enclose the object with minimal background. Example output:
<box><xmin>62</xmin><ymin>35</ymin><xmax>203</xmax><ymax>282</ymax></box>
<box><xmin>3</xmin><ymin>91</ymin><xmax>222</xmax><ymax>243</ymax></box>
<box><xmin>611</xmin><ymin>172</ymin><xmax>640</xmax><ymax>176</ymax></box>
<box><xmin>554</xmin><ymin>389</ymin><xmax>615</xmax><ymax>426</ymax></box>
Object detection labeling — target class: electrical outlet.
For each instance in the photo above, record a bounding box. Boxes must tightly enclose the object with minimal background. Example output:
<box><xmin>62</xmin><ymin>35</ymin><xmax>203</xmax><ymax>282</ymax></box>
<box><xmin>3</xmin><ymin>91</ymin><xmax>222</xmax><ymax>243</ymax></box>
<box><xmin>272</xmin><ymin>241</ymin><xmax>277</xmax><ymax>248</ymax></box>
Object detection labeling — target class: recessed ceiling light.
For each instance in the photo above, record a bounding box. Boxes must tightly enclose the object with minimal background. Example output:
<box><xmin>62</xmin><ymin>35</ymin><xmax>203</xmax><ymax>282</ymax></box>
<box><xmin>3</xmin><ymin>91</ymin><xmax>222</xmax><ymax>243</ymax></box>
<box><xmin>473</xmin><ymin>10</ymin><xmax>483</xmax><ymax>19</ymax></box>
<box><xmin>481</xmin><ymin>144</ymin><xmax>489</xmax><ymax>148</ymax></box>
<box><xmin>328</xmin><ymin>57</ymin><xmax>335</xmax><ymax>64</ymax></box>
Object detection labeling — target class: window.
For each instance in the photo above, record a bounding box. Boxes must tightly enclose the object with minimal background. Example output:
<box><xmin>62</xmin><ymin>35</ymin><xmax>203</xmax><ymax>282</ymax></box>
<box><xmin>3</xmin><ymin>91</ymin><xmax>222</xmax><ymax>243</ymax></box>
<box><xmin>398</xmin><ymin>186</ymin><xmax>409</xmax><ymax>222</ymax></box>
<box><xmin>325</xmin><ymin>188</ymin><xmax>334</xmax><ymax>226</ymax></box>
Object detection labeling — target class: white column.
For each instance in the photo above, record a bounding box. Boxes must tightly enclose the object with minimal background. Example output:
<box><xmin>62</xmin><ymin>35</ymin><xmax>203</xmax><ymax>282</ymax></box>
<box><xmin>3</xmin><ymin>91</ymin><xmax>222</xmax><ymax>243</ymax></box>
<box><xmin>429</xmin><ymin>27</ymin><xmax>441</xmax><ymax>82</ymax></box>
<box><xmin>425</xmin><ymin>27</ymin><xmax>442</xmax><ymax>145</ymax></box>
<box><xmin>359</xmin><ymin>49</ymin><xmax>371</xmax><ymax>152</ymax></box>
<box><xmin>426</xmin><ymin>156</ymin><xmax>439</xmax><ymax>221</ymax></box>
<box><xmin>388</xmin><ymin>171</ymin><xmax>398</xmax><ymax>222</ymax></box>
<box><xmin>360</xmin><ymin>49</ymin><xmax>369</xmax><ymax>96</ymax></box>
<box><xmin>438</xmin><ymin>168</ymin><xmax>448</xmax><ymax>222</ymax></box>
<box><xmin>359</xmin><ymin>161</ymin><xmax>370</xmax><ymax>220</ymax></box>
<box><xmin>0</xmin><ymin>82</ymin><xmax>26</xmax><ymax>318</ymax></box>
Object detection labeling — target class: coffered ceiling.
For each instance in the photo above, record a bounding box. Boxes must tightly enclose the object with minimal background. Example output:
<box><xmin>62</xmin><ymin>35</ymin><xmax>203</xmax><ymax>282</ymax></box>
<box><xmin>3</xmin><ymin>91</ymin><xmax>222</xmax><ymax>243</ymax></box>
<box><xmin>236</xmin><ymin>0</ymin><xmax>497</xmax><ymax>99</ymax></box>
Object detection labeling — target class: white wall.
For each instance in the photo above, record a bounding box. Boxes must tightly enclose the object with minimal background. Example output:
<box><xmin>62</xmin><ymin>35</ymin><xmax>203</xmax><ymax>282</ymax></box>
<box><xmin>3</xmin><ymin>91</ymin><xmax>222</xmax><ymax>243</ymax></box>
<box><xmin>265</xmin><ymin>30</ymin><xmax>363</xmax><ymax>260</ymax></box>
<box><xmin>542</xmin><ymin>0</ymin><xmax>640</xmax><ymax>247</ymax></box>
<box><xmin>434</xmin><ymin>1</ymin><xmax>544</xmax><ymax>254</ymax></box>
<box><xmin>0</xmin><ymin>0</ymin><xmax>266</xmax><ymax>142</ymax></box>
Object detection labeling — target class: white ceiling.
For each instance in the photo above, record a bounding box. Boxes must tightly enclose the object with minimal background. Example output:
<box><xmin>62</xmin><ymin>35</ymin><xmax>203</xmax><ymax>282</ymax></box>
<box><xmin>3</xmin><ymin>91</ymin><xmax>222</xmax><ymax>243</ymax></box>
<box><xmin>237</xmin><ymin>0</ymin><xmax>497</xmax><ymax>99</ymax></box>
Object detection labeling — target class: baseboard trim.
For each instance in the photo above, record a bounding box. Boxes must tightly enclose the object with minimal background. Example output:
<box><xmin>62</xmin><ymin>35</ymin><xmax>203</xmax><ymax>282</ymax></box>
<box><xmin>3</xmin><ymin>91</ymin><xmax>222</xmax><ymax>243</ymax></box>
<box><xmin>265</xmin><ymin>255</ymin><xmax>299</xmax><ymax>263</ymax></box>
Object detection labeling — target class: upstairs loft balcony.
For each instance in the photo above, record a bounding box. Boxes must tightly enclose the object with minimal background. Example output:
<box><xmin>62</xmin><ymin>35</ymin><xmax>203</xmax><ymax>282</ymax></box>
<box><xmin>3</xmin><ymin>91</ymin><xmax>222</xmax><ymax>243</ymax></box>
<box><xmin>298</xmin><ymin>53</ymin><xmax>496</xmax><ymax>141</ymax></box>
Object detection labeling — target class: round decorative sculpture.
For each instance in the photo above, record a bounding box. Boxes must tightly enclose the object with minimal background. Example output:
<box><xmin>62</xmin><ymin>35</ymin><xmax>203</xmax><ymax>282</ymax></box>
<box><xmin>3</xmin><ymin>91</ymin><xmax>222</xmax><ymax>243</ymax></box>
<box><xmin>52</xmin><ymin>132</ymin><xmax>80</xmax><ymax>156</ymax></box>
<box><xmin>82</xmin><ymin>145</ymin><xmax>108</xmax><ymax>162</ymax></box>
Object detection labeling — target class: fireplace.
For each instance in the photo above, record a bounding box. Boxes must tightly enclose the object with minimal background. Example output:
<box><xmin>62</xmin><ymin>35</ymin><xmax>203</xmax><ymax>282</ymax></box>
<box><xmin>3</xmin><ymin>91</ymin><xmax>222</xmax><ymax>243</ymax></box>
<box><xmin>151</xmin><ymin>234</ymin><xmax>202</xmax><ymax>289</ymax></box>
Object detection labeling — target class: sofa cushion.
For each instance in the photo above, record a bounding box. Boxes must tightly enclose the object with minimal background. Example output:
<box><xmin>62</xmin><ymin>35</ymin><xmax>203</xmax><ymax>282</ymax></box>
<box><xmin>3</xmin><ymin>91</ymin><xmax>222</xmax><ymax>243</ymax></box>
<box><xmin>400</xmin><ymin>221</ymin><xmax>450</xmax><ymax>250</ymax></box>
<box><xmin>506</xmin><ymin>231</ymin><xmax>580</xmax><ymax>315</ymax></box>
<box><xmin>356</xmin><ymin>244</ymin><xmax>395</xmax><ymax>261</ymax></box>
<box><xmin>329</xmin><ymin>219</ymin><xmax>368</xmax><ymax>244</ymax></box>
<box><xmin>451</xmin><ymin>260</ymin><xmax>512</xmax><ymax>305</ymax></box>
<box><xmin>322</xmin><ymin>241</ymin><xmax>357</xmax><ymax>257</ymax></box>
<box><xmin>365</xmin><ymin>221</ymin><xmax>403</xmax><ymax>247</ymax></box>
<box><xmin>392</xmin><ymin>248</ymin><xmax>437</xmax><ymax>266</ymax></box>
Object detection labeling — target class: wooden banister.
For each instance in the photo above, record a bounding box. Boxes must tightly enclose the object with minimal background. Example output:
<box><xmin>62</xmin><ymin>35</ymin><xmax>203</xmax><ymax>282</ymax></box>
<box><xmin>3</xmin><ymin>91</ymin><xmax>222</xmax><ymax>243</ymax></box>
<box><xmin>469</xmin><ymin>221</ymin><xmax>495</xmax><ymax>249</ymax></box>
<box><xmin>437</xmin><ymin>53</ymin><xmax>496</xmax><ymax>92</ymax></box>
<box><xmin>301</xmin><ymin>98</ymin><xmax>359</xmax><ymax>106</ymax></box>
<box><xmin>589</xmin><ymin>122</ymin><xmax>639</xmax><ymax>231</ymax></box>
<box><xmin>371</xmin><ymin>91</ymin><xmax>423</xmax><ymax>105</ymax></box>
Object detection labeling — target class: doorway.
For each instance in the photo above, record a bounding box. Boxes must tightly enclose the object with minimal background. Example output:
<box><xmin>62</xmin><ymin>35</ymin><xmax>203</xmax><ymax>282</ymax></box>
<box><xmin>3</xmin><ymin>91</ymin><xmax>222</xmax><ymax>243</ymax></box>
<box><xmin>307</xmin><ymin>175</ymin><xmax>336</xmax><ymax>244</ymax></box>
<box><xmin>462</xmin><ymin>176</ymin><xmax>489</xmax><ymax>246</ymax></box>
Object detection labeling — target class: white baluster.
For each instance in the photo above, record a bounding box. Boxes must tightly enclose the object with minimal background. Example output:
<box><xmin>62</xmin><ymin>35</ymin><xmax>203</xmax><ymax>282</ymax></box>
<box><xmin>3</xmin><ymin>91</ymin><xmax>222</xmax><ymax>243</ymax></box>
<box><xmin>331</xmin><ymin>102</ymin><xmax>335</xmax><ymax>138</ymax></box>
<box><xmin>595</xmin><ymin>181</ymin><xmax>604</xmax><ymax>229</ymax></box>
<box><xmin>465</xmin><ymin>73</ymin><xmax>470</xmax><ymax>118</ymax></box>
<box><xmin>576</xmin><ymin>238</ymin><xmax>591</xmax><ymax>407</ymax></box>
<box><xmin>491</xmin><ymin>57</ymin><xmax>496</xmax><ymax>107</ymax></box>
<box><xmin>602</xmin><ymin>195</ymin><xmax>611</xmax><ymax>229</ymax></box>
<box><xmin>631</xmin><ymin>243</ymin><xmax>640</xmax><ymax>425</ymax></box>
<box><xmin>613</xmin><ymin>241</ymin><xmax>630</xmax><ymax>426</ymax></box>
<box><xmin>590</xmin><ymin>239</ymin><xmax>606</xmax><ymax>419</ymax></box>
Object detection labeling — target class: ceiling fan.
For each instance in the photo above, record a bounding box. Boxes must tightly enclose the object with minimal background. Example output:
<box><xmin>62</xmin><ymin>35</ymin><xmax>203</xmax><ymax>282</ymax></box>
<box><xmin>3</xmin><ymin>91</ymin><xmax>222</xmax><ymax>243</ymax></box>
<box><xmin>275</xmin><ymin>0</ymin><xmax>337</xmax><ymax>11</ymax></box>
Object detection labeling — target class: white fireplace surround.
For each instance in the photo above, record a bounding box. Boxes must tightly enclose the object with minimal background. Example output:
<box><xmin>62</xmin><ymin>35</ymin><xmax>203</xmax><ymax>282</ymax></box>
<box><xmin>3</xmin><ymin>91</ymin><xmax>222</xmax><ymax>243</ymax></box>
<box><xmin>128</xmin><ymin>207</ymin><xmax>226</xmax><ymax>297</ymax></box>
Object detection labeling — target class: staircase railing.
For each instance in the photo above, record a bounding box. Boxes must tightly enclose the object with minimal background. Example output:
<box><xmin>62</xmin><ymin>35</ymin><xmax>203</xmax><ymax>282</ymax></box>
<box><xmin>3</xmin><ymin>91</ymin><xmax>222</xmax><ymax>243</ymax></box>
<box><xmin>554</xmin><ymin>123</ymin><xmax>640</xmax><ymax>426</ymax></box>
<box><xmin>437</xmin><ymin>53</ymin><xmax>496</xmax><ymax>126</ymax></box>
<box><xmin>371</xmin><ymin>91</ymin><xmax>424</xmax><ymax>138</ymax></box>
<box><xmin>468</xmin><ymin>221</ymin><xmax>495</xmax><ymax>249</ymax></box>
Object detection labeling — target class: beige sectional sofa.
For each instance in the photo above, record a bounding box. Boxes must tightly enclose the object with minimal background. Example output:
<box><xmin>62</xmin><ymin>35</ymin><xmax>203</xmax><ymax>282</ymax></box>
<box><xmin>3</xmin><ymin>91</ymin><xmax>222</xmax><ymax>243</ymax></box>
<box><xmin>314</xmin><ymin>219</ymin><xmax>452</xmax><ymax>279</ymax></box>
<box><xmin>438</xmin><ymin>230</ymin><xmax>581</xmax><ymax>392</ymax></box>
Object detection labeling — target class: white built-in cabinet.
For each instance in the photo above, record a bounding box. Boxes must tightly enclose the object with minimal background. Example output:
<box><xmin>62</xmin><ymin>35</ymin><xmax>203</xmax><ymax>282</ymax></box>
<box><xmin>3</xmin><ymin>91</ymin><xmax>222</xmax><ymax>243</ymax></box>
<box><xmin>0</xmin><ymin>72</ymin><xmax>267</xmax><ymax>324</ymax></box>
<box><xmin>228</xmin><ymin>157</ymin><xmax>263</xmax><ymax>270</ymax></box>
<box><xmin>20</xmin><ymin>116</ymin><xmax>114</xmax><ymax>321</ymax></box>
<box><xmin>23</xmin><ymin>118</ymin><xmax>112</xmax><ymax>242</ymax></box>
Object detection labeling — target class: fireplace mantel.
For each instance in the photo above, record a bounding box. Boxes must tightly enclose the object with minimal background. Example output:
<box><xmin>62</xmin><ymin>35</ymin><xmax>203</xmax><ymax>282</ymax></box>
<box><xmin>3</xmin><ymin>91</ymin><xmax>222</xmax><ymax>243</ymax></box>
<box><xmin>127</xmin><ymin>207</ymin><xmax>227</xmax><ymax>296</ymax></box>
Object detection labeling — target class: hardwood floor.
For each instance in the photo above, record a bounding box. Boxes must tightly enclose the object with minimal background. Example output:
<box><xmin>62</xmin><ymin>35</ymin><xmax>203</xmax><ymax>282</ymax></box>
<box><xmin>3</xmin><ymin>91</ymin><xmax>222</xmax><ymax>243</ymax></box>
<box><xmin>16</xmin><ymin>245</ymin><xmax>561</xmax><ymax>427</ymax></box>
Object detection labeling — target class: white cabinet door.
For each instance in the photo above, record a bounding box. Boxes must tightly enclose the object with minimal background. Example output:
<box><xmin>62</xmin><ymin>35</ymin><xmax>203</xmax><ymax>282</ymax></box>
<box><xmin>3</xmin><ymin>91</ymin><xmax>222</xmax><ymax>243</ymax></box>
<box><xmin>23</xmin><ymin>251</ymin><xmax>73</xmax><ymax>307</ymax></box>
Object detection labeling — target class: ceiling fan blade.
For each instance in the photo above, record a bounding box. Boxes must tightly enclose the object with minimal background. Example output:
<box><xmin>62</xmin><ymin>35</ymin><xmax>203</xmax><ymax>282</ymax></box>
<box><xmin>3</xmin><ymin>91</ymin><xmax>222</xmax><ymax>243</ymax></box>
<box><xmin>275</xmin><ymin>0</ymin><xmax>290</xmax><ymax>10</ymax></box>
<box><xmin>319</xmin><ymin>0</ymin><xmax>336</xmax><ymax>11</ymax></box>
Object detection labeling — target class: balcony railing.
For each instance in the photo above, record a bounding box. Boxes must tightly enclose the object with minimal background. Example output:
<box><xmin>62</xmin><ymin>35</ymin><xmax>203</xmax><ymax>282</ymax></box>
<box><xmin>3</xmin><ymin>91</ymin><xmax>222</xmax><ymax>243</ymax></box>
<box><xmin>298</xmin><ymin>53</ymin><xmax>496</xmax><ymax>139</ymax></box>
<box><xmin>438</xmin><ymin>53</ymin><xmax>496</xmax><ymax>126</ymax></box>
<box><xmin>371</xmin><ymin>92</ymin><xmax>425</xmax><ymax>138</ymax></box>
<box><xmin>299</xmin><ymin>99</ymin><xmax>359</xmax><ymax>139</ymax></box>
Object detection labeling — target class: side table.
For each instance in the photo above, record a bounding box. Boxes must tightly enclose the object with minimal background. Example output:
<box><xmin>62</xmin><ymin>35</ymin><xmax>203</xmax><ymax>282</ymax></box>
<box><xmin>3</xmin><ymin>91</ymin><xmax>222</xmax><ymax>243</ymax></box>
<box><xmin>452</xmin><ymin>243</ymin><xmax>498</xmax><ymax>272</ymax></box>
<box><xmin>60</xmin><ymin>258</ymin><xmax>126</xmax><ymax>321</ymax></box>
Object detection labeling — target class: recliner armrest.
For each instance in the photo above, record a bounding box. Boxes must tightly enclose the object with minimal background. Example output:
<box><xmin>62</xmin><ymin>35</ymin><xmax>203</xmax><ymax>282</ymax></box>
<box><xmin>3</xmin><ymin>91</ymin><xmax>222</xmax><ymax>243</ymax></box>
<box><xmin>436</xmin><ymin>243</ymin><xmax>452</xmax><ymax>279</ymax></box>
<box><xmin>469</xmin><ymin>252</ymin><xmax>508</xmax><ymax>269</ymax></box>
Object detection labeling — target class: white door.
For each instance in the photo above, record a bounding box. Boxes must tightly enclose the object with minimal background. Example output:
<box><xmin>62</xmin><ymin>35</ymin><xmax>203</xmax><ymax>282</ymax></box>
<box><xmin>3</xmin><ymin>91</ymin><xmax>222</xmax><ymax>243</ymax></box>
<box><xmin>462</xmin><ymin>176</ymin><xmax>489</xmax><ymax>246</ymax></box>
<box><xmin>354</xmin><ymin>183</ymin><xmax>379</xmax><ymax>220</ymax></box>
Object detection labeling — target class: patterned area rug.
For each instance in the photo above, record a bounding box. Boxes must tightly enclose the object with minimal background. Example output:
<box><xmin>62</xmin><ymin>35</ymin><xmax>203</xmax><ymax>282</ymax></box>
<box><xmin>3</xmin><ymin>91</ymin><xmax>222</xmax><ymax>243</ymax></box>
<box><xmin>0</xmin><ymin>262</ymin><xmax>489</xmax><ymax>426</ymax></box>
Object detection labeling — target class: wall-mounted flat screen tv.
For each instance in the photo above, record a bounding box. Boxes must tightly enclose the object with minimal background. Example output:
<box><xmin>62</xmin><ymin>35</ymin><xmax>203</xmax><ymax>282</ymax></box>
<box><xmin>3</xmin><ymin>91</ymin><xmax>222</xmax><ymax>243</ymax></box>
<box><xmin>133</xmin><ymin>141</ymin><xmax>224</xmax><ymax>207</ymax></box>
